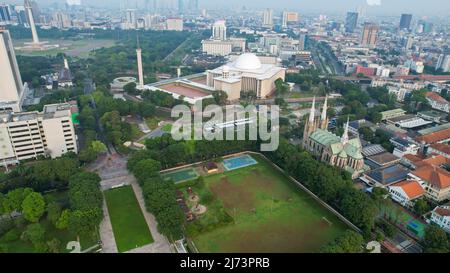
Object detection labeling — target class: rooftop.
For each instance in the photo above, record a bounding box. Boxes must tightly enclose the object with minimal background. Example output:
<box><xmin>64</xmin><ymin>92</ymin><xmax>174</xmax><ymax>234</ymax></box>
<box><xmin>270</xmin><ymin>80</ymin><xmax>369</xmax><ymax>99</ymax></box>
<box><xmin>366</xmin><ymin>164</ymin><xmax>410</xmax><ymax>186</ymax></box>
<box><xmin>429</xmin><ymin>143</ymin><xmax>450</xmax><ymax>155</ymax></box>
<box><xmin>412</xmin><ymin>165</ymin><xmax>450</xmax><ymax>190</ymax></box>
<box><xmin>390</xmin><ymin>180</ymin><xmax>425</xmax><ymax>200</ymax></box>
<box><xmin>366</xmin><ymin>152</ymin><xmax>400</xmax><ymax>167</ymax></box>
<box><xmin>415</xmin><ymin>128</ymin><xmax>450</xmax><ymax>144</ymax></box>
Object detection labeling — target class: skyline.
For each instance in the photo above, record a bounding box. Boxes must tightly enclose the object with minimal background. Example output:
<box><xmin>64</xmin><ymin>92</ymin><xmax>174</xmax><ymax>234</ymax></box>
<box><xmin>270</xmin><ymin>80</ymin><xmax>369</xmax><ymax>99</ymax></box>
<box><xmin>1</xmin><ymin>0</ymin><xmax>450</xmax><ymax>16</ymax></box>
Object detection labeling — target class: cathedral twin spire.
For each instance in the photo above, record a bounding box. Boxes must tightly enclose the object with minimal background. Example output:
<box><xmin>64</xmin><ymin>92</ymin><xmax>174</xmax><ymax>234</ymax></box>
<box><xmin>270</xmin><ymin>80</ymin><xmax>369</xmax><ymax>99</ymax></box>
<box><xmin>303</xmin><ymin>95</ymin><xmax>350</xmax><ymax>144</ymax></box>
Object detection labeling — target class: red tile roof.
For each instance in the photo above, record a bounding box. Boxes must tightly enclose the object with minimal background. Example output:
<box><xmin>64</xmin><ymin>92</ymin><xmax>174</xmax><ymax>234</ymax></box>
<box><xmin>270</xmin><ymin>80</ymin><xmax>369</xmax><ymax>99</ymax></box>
<box><xmin>412</xmin><ymin>165</ymin><xmax>450</xmax><ymax>190</ymax></box>
<box><xmin>434</xmin><ymin>207</ymin><xmax>450</xmax><ymax>217</ymax></box>
<box><xmin>403</xmin><ymin>154</ymin><xmax>423</xmax><ymax>163</ymax></box>
<box><xmin>429</xmin><ymin>143</ymin><xmax>450</xmax><ymax>156</ymax></box>
<box><xmin>415</xmin><ymin>154</ymin><xmax>450</xmax><ymax>169</ymax></box>
<box><xmin>415</xmin><ymin>128</ymin><xmax>450</xmax><ymax>144</ymax></box>
<box><xmin>391</xmin><ymin>180</ymin><xmax>425</xmax><ymax>199</ymax></box>
<box><xmin>426</xmin><ymin>92</ymin><xmax>450</xmax><ymax>105</ymax></box>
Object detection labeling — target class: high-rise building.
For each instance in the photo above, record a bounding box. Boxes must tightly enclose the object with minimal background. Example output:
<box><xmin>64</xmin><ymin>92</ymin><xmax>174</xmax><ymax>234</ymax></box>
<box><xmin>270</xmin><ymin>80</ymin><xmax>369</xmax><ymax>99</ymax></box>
<box><xmin>361</xmin><ymin>23</ymin><xmax>379</xmax><ymax>47</ymax></box>
<box><xmin>399</xmin><ymin>14</ymin><xmax>412</xmax><ymax>30</ymax></box>
<box><xmin>0</xmin><ymin>4</ymin><xmax>12</xmax><ymax>25</ymax></box>
<box><xmin>126</xmin><ymin>9</ymin><xmax>136</xmax><ymax>29</ymax></box>
<box><xmin>178</xmin><ymin>0</ymin><xmax>185</xmax><ymax>12</ymax></box>
<box><xmin>299</xmin><ymin>34</ymin><xmax>308</xmax><ymax>50</ymax></box>
<box><xmin>0</xmin><ymin>28</ymin><xmax>24</xmax><ymax>112</ymax></box>
<box><xmin>212</xmin><ymin>20</ymin><xmax>227</xmax><ymax>41</ymax></box>
<box><xmin>436</xmin><ymin>54</ymin><xmax>450</xmax><ymax>72</ymax></box>
<box><xmin>345</xmin><ymin>12</ymin><xmax>358</xmax><ymax>33</ymax></box>
<box><xmin>52</xmin><ymin>11</ymin><xmax>71</xmax><ymax>29</ymax></box>
<box><xmin>282</xmin><ymin>11</ymin><xmax>298</xmax><ymax>28</ymax></box>
<box><xmin>262</xmin><ymin>9</ymin><xmax>273</xmax><ymax>28</ymax></box>
<box><xmin>0</xmin><ymin>102</ymin><xmax>79</xmax><ymax>167</ymax></box>
<box><xmin>188</xmin><ymin>0</ymin><xmax>198</xmax><ymax>11</ymax></box>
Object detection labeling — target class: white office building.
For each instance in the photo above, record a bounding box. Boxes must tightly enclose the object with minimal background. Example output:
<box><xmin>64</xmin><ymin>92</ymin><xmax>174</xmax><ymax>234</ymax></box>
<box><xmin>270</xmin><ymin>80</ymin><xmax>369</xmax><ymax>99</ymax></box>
<box><xmin>0</xmin><ymin>103</ymin><xmax>78</xmax><ymax>167</ymax></box>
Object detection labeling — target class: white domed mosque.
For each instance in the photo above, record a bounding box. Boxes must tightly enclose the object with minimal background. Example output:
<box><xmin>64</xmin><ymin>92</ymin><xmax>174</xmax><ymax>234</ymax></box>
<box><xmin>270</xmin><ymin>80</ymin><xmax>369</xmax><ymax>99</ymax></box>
<box><xmin>206</xmin><ymin>53</ymin><xmax>286</xmax><ymax>100</ymax></box>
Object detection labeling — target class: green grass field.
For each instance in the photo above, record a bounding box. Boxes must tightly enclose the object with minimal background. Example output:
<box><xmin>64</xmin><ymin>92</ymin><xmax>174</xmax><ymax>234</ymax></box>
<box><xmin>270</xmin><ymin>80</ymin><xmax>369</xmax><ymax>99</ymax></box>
<box><xmin>188</xmin><ymin>155</ymin><xmax>350</xmax><ymax>253</ymax></box>
<box><xmin>104</xmin><ymin>186</ymin><xmax>154</xmax><ymax>252</ymax></box>
<box><xmin>14</xmin><ymin>39</ymin><xmax>116</xmax><ymax>58</ymax></box>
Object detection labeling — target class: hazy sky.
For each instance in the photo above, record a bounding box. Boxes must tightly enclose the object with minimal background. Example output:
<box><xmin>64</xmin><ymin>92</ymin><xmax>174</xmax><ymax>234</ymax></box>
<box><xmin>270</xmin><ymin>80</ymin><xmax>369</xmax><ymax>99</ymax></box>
<box><xmin>4</xmin><ymin>0</ymin><xmax>450</xmax><ymax>16</ymax></box>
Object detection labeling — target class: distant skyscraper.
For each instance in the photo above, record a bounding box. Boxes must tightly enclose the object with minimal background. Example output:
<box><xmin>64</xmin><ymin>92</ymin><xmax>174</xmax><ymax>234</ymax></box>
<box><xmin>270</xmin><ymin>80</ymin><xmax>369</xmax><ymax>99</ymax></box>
<box><xmin>436</xmin><ymin>54</ymin><xmax>450</xmax><ymax>72</ymax></box>
<box><xmin>361</xmin><ymin>22</ymin><xmax>379</xmax><ymax>47</ymax></box>
<box><xmin>178</xmin><ymin>0</ymin><xmax>185</xmax><ymax>12</ymax></box>
<box><xmin>212</xmin><ymin>20</ymin><xmax>226</xmax><ymax>40</ymax></box>
<box><xmin>126</xmin><ymin>9</ymin><xmax>136</xmax><ymax>29</ymax></box>
<box><xmin>299</xmin><ymin>33</ymin><xmax>308</xmax><ymax>50</ymax></box>
<box><xmin>345</xmin><ymin>12</ymin><xmax>358</xmax><ymax>33</ymax></box>
<box><xmin>262</xmin><ymin>9</ymin><xmax>273</xmax><ymax>28</ymax></box>
<box><xmin>399</xmin><ymin>14</ymin><xmax>412</xmax><ymax>30</ymax></box>
<box><xmin>188</xmin><ymin>0</ymin><xmax>198</xmax><ymax>11</ymax></box>
<box><xmin>0</xmin><ymin>28</ymin><xmax>23</xmax><ymax>112</ymax></box>
<box><xmin>282</xmin><ymin>11</ymin><xmax>298</xmax><ymax>28</ymax></box>
<box><xmin>0</xmin><ymin>5</ymin><xmax>12</xmax><ymax>24</ymax></box>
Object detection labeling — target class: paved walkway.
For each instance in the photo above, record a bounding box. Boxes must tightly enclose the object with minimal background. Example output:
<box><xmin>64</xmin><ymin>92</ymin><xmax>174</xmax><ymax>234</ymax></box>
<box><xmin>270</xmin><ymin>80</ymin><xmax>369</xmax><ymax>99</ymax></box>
<box><xmin>99</xmin><ymin>198</ymin><xmax>118</xmax><ymax>253</ymax></box>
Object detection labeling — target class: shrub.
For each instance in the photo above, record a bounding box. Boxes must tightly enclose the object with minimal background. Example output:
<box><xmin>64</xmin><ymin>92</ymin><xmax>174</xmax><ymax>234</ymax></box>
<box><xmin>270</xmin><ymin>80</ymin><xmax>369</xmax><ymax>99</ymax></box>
<box><xmin>1</xmin><ymin>229</ymin><xmax>21</xmax><ymax>242</ymax></box>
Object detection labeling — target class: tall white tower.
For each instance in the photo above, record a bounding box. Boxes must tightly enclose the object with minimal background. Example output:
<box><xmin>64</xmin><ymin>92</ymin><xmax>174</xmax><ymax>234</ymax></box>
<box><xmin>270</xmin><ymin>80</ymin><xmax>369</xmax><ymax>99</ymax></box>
<box><xmin>0</xmin><ymin>28</ymin><xmax>23</xmax><ymax>112</ymax></box>
<box><xmin>24</xmin><ymin>0</ymin><xmax>40</xmax><ymax>45</ymax></box>
<box><xmin>136</xmin><ymin>37</ymin><xmax>144</xmax><ymax>88</ymax></box>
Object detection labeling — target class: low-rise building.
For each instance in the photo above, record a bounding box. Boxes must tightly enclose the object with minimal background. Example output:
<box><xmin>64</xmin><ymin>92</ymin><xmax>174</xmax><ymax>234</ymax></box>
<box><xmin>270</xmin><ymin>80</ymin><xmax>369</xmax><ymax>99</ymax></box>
<box><xmin>390</xmin><ymin>137</ymin><xmax>419</xmax><ymax>157</ymax></box>
<box><xmin>429</xmin><ymin>203</ymin><xmax>450</xmax><ymax>233</ymax></box>
<box><xmin>361</xmin><ymin>164</ymin><xmax>410</xmax><ymax>187</ymax></box>
<box><xmin>408</xmin><ymin>155</ymin><xmax>450</xmax><ymax>202</ymax></box>
<box><xmin>366</xmin><ymin>152</ymin><xmax>400</xmax><ymax>170</ymax></box>
<box><xmin>388</xmin><ymin>180</ymin><xmax>425</xmax><ymax>208</ymax></box>
<box><xmin>427</xmin><ymin>143</ymin><xmax>450</xmax><ymax>159</ymax></box>
<box><xmin>380</xmin><ymin>109</ymin><xmax>406</xmax><ymax>121</ymax></box>
<box><xmin>425</xmin><ymin>92</ymin><xmax>450</xmax><ymax>113</ymax></box>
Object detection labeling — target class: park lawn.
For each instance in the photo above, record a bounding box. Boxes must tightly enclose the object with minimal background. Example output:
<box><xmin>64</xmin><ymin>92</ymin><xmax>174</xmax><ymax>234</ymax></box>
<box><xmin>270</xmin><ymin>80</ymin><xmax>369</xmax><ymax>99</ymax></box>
<box><xmin>145</xmin><ymin>117</ymin><xmax>162</xmax><ymax>130</ymax></box>
<box><xmin>104</xmin><ymin>186</ymin><xmax>154</xmax><ymax>252</ymax></box>
<box><xmin>189</xmin><ymin>154</ymin><xmax>350</xmax><ymax>253</ymax></box>
<box><xmin>162</xmin><ymin>123</ymin><xmax>173</xmax><ymax>133</ymax></box>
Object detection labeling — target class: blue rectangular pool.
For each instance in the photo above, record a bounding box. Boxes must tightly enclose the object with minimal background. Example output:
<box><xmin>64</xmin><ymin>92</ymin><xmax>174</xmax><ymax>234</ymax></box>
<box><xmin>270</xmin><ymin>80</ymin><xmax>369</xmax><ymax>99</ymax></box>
<box><xmin>223</xmin><ymin>155</ymin><xmax>258</xmax><ymax>171</ymax></box>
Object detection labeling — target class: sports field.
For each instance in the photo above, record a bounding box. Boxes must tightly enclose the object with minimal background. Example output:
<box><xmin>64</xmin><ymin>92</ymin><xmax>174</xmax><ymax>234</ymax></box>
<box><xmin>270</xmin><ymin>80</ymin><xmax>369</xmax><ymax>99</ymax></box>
<box><xmin>104</xmin><ymin>186</ymin><xmax>154</xmax><ymax>252</ymax></box>
<box><xmin>380</xmin><ymin>203</ymin><xmax>426</xmax><ymax>238</ymax></box>
<box><xmin>162</xmin><ymin>167</ymin><xmax>199</xmax><ymax>184</ymax></box>
<box><xmin>189</xmin><ymin>154</ymin><xmax>350</xmax><ymax>253</ymax></box>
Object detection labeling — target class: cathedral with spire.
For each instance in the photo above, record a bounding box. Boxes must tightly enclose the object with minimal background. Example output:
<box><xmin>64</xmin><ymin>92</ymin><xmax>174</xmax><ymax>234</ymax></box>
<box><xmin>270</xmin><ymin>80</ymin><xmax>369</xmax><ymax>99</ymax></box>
<box><xmin>302</xmin><ymin>96</ymin><xmax>366</xmax><ymax>179</ymax></box>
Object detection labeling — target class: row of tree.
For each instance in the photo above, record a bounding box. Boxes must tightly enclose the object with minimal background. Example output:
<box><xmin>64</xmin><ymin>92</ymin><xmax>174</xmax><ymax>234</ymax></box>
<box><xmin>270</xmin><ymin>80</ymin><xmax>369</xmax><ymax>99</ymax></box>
<box><xmin>127</xmin><ymin>156</ymin><xmax>184</xmax><ymax>241</ymax></box>
<box><xmin>0</xmin><ymin>156</ymin><xmax>80</xmax><ymax>193</ymax></box>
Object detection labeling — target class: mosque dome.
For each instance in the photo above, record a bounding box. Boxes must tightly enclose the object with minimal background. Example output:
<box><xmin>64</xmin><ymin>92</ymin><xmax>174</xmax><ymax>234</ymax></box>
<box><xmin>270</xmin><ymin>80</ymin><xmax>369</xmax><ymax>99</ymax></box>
<box><xmin>233</xmin><ymin>53</ymin><xmax>262</xmax><ymax>70</ymax></box>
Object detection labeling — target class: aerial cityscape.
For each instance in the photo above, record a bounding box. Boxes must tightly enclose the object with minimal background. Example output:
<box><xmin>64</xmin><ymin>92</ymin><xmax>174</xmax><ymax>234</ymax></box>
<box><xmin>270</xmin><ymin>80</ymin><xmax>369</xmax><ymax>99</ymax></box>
<box><xmin>0</xmin><ymin>0</ymin><xmax>449</xmax><ymax>256</ymax></box>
